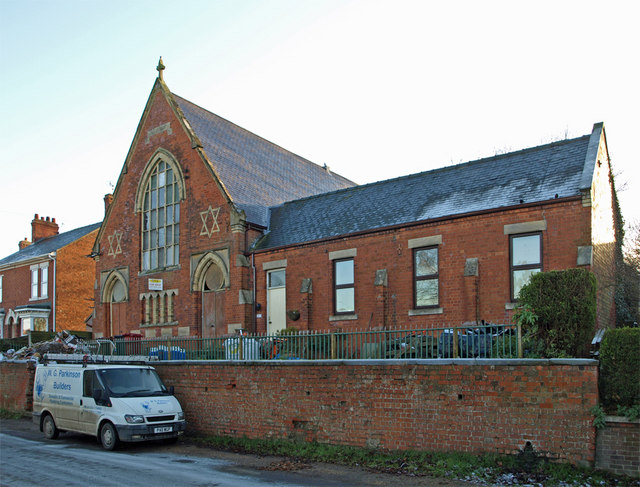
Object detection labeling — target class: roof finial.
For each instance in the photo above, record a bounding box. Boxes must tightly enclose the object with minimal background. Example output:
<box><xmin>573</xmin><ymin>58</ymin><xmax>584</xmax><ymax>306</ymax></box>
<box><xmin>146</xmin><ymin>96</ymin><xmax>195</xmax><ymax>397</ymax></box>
<box><xmin>157</xmin><ymin>56</ymin><xmax>165</xmax><ymax>80</ymax></box>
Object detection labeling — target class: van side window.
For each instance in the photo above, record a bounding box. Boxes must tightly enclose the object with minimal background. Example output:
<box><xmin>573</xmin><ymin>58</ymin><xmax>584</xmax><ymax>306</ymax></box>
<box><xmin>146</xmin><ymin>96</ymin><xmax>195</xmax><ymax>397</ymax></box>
<box><xmin>83</xmin><ymin>370</ymin><xmax>102</xmax><ymax>397</ymax></box>
<box><xmin>83</xmin><ymin>371</ymin><xmax>93</xmax><ymax>397</ymax></box>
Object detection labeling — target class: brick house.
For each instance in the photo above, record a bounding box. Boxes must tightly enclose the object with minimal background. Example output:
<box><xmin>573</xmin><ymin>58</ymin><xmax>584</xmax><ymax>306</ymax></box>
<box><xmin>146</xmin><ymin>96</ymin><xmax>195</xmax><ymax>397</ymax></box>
<box><xmin>92</xmin><ymin>62</ymin><xmax>619</xmax><ymax>339</ymax></box>
<box><xmin>0</xmin><ymin>215</ymin><xmax>100</xmax><ymax>337</ymax></box>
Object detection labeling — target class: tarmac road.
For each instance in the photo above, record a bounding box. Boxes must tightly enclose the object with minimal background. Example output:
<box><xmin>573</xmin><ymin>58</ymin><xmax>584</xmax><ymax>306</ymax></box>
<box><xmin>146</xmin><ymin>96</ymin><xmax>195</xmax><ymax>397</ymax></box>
<box><xmin>0</xmin><ymin>417</ymin><xmax>470</xmax><ymax>487</ymax></box>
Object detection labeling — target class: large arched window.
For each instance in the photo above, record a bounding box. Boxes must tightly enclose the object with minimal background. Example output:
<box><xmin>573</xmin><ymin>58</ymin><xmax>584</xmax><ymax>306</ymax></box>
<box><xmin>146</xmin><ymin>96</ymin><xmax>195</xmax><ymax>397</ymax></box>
<box><xmin>141</xmin><ymin>158</ymin><xmax>181</xmax><ymax>271</ymax></box>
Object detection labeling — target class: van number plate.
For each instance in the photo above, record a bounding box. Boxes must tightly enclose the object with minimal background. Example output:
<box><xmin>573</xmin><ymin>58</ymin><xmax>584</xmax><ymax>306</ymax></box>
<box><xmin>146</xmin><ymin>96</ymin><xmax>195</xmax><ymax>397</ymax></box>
<box><xmin>154</xmin><ymin>426</ymin><xmax>173</xmax><ymax>434</ymax></box>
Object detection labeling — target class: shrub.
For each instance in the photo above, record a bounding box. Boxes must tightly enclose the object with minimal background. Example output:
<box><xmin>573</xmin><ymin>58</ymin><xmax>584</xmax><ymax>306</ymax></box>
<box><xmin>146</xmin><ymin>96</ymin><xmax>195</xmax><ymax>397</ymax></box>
<box><xmin>517</xmin><ymin>268</ymin><xmax>596</xmax><ymax>357</ymax></box>
<box><xmin>599</xmin><ymin>327</ymin><xmax>640</xmax><ymax>411</ymax></box>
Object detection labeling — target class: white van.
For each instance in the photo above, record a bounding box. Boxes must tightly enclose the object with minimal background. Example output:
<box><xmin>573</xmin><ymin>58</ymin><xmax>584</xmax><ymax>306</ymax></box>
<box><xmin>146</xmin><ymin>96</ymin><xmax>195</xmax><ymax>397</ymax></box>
<box><xmin>32</xmin><ymin>361</ymin><xmax>186</xmax><ymax>450</ymax></box>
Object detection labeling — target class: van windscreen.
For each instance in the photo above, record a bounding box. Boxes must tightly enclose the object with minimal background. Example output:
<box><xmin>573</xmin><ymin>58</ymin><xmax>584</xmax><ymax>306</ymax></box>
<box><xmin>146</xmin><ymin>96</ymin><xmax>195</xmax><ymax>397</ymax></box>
<box><xmin>97</xmin><ymin>368</ymin><xmax>168</xmax><ymax>397</ymax></box>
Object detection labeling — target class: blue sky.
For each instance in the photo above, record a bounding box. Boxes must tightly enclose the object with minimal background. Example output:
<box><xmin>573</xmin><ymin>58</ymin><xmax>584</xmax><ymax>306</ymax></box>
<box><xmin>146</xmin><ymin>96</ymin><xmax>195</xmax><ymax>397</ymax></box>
<box><xmin>1</xmin><ymin>0</ymin><xmax>638</xmax><ymax>258</ymax></box>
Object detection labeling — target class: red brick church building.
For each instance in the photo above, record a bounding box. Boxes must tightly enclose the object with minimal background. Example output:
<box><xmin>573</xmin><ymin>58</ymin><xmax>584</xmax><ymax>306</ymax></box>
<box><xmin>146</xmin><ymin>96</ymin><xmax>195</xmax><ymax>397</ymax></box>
<box><xmin>91</xmin><ymin>60</ymin><xmax>619</xmax><ymax>339</ymax></box>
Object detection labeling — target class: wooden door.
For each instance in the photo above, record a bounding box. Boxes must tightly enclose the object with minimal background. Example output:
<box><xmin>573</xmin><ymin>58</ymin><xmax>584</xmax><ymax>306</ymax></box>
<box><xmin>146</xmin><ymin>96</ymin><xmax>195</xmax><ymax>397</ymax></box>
<box><xmin>203</xmin><ymin>290</ymin><xmax>226</xmax><ymax>337</ymax></box>
<box><xmin>110</xmin><ymin>302</ymin><xmax>126</xmax><ymax>337</ymax></box>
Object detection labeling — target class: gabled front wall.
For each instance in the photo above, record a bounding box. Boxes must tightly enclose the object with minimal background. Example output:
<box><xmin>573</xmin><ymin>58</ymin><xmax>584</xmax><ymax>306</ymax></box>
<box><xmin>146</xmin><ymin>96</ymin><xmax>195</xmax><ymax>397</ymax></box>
<box><xmin>55</xmin><ymin>229</ymin><xmax>99</xmax><ymax>331</ymax></box>
<box><xmin>253</xmin><ymin>198</ymin><xmax>593</xmax><ymax>332</ymax></box>
<box><xmin>93</xmin><ymin>85</ymin><xmax>252</xmax><ymax>339</ymax></box>
<box><xmin>587</xmin><ymin>134</ymin><xmax>618</xmax><ymax>328</ymax></box>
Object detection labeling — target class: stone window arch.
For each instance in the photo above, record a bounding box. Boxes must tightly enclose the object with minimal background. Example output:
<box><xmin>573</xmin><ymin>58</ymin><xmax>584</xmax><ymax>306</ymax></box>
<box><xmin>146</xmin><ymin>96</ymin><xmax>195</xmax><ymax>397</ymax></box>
<box><xmin>135</xmin><ymin>149</ymin><xmax>186</xmax><ymax>272</ymax></box>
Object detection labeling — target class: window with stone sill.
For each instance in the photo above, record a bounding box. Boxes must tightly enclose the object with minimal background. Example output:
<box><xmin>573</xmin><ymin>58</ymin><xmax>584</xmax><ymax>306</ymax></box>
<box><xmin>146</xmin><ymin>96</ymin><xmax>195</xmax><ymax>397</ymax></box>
<box><xmin>41</xmin><ymin>265</ymin><xmax>48</xmax><ymax>298</ymax></box>
<box><xmin>510</xmin><ymin>232</ymin><xmax>542</xmax><ymax>301</ymax></box>
<box><xmin>333</xmin><ymin>258</ymin><xmax>355</xmax><ymax>315</ymax></box>
<box><xmin>414</xmin><ymin>246</ymin><xmax>439</xmax><ymax>308</ymax></box>
<box><xmin>31</xmin><ymin>268</ymin><xmax>38</xmax><ymax>299</ymax></box>
<box><xmin>30</xmin><ymin>263</ymin><xmax>48</xmax><ymax>300</ymax></box>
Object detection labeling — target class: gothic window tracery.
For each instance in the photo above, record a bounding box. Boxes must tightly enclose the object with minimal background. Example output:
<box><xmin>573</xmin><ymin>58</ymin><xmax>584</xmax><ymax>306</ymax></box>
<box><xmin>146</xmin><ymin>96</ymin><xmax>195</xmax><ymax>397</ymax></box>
<box><xmin>140</xmin><ymin>156</ymin><xmax>182</xmax><ymax>271</ymax></box>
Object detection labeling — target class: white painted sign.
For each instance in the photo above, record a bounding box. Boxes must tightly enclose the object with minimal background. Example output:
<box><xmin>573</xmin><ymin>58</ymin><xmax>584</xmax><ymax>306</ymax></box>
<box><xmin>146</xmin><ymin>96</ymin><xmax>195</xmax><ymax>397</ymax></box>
<box><xmin>148</xmin><ymin>278</ymin><xmax>163</xmax><ymax>291</ymax></box>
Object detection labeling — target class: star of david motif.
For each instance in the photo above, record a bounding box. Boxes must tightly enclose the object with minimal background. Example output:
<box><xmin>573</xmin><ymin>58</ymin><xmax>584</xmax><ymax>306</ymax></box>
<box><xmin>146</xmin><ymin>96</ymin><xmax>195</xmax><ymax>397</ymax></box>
<box><xmin>107</xmin><ymin>231</ymin><xmax>123</xmax><ymax>257</ymax></box>
<box><xmin>200</xmin><ymin>205</ymin><xmax>221</xmax><ymax>238</ymax></box>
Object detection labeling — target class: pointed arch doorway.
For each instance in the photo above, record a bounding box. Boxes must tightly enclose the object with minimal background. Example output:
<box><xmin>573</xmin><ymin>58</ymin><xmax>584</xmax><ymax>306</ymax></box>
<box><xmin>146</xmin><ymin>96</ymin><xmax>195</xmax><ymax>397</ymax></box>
<box><xmin>102</xmin><ymin>271</ymin><xmax>129</xmax><ymax>338</ymax></box>
<box><xmin>109</xmin><ymin>279</ymin><xmax>127</xmax><ymax>337</ymax></box>
<box><xmin>202</xmin><ymin>261</ymin><xmax>226</xmax><ymax>338</ymax></box>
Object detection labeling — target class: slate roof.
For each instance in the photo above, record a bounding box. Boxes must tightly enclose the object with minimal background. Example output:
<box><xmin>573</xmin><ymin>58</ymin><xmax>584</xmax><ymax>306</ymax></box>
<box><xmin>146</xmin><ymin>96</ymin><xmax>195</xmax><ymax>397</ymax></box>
<box><xmin>255</xmin><ymin>133</ymin><xmax>594</xmax><ymax>250</ymax></box>
<box><xmin>0</xmin><ymin>222</ymin><xmax>101</xmax><ymax>268</ymax></box>
<box><xmin>173</xmin><ymin>94</ymin><xmax>356</xmax><ymax>227</ymax></box>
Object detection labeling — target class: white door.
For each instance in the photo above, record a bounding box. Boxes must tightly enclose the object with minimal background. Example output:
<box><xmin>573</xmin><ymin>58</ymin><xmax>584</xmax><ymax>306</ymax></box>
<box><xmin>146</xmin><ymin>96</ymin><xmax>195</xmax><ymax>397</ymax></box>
<box><xmin>267</xmin><ymin>269</ymin><xmax>286</xmax><ymax>335</ymax></box>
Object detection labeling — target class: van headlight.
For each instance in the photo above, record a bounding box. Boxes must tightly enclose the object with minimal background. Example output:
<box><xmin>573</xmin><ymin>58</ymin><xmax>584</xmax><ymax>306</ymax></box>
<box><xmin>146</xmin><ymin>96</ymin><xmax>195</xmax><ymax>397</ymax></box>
<box><xmin>125</xmin><ymin>415</ymin><xmax>145</xmax><ymax>424</ymax></box>
<box><xmin>177</xmin><ymin>412</ymin><xmax>184</xmax><ymax>421</ymax></box>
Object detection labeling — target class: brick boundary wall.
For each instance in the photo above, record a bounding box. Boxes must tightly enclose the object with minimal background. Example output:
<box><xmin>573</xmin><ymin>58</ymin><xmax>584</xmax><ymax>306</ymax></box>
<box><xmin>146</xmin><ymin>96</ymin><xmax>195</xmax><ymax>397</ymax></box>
<box><xmin>595</xmin><ymin>417</ymin><xmax>640</xmax><ymax>478</ymax></box>
<box><xmin>0</xmin><ymin>361</ymin><xmax>35</xmax><ymax>414</ymax></box>
<box><xmin>154</xmin><ymin>359</ymin><xmax>598</xmax><ymax>466</ymax></box>
<box><xmin>0</xmin><ymin>359</ymin><xmax>600</xmax><ymax>467</ymax></box>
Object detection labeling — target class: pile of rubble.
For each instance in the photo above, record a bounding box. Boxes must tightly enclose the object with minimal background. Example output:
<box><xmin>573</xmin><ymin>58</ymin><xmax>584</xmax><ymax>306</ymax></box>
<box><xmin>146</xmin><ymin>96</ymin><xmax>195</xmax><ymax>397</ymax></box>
<box><xmin>1</xmin><ymin>330</ymin><xmax>93</xmax><ymax>362</ymax></box>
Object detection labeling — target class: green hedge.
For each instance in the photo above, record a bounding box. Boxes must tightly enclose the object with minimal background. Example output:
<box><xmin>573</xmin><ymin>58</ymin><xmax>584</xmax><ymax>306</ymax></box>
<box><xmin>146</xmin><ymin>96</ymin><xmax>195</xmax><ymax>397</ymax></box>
<box><xmin>599</xmin><ymin>327</ymin><xmax>640</xmax><ymax>411</ymax></box>
<box><xmin>517</xmin><ymin>268</ymin><xmax>596</xmax><ymax>357</ymax></box>
<box><xmin>0</xmin><ymin>337</ymin><xmax>29</xmax><ymax>352</ymax></box>
<box><xmin>28</xmin><ymin>330</ymin><xmax>93</xmax><ymax>342</ymax></box>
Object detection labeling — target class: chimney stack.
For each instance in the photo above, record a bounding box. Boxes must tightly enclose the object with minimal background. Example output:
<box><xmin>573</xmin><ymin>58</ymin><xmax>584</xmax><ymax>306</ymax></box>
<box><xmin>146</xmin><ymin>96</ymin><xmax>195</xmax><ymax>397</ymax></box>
<box><xmin>31</xmin><ymin>214</ymin><xmax>59</xmax><ymax>242</ymax></box>
<box><xmin>19</xmin><ymin>238</ymin><xmax>31</xmax><ymax>250</ymax></box>
<box><xmin>104</xmin><ymin>194</ymin><xmax>114</xmax><ymax>215</ymax></box>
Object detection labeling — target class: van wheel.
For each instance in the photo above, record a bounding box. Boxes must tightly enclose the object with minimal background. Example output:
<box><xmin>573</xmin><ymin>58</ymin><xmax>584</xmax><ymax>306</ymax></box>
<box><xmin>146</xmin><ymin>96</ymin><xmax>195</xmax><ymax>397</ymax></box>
<box><xmin>43</xmin><ymin>414</ymin><xmax>59</xmax><ymax>440</ymax></box>
<box><xmin>100</xmin><ymin>422</ymin><xmax>119</xmax><ymax>451</ymax></box>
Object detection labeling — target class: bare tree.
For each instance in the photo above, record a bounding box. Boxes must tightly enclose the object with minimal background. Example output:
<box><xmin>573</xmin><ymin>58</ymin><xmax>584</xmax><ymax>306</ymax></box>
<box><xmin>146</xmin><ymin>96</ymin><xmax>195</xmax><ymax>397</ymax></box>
<box><xmin>624</xmin><ymin>219</ymin><xmax>640</xmax><ymax>270</ymax></box>
<box><xmin>619</xmin><ymin>219</ymin><xmax>640</xmax><ymax>325</ymax></box>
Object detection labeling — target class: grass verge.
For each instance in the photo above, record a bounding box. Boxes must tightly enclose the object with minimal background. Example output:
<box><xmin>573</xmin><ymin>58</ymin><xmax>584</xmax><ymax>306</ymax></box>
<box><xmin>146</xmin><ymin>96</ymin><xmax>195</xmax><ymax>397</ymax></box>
<box><xmin>0</xmin><ymin>408</ymin><xmax>25</xmax><ymax>420</ymax></box>
<box><xmin>190</xmin><ymin>434</ymin><xmax>639</xmax><ymax>486</ymax></box>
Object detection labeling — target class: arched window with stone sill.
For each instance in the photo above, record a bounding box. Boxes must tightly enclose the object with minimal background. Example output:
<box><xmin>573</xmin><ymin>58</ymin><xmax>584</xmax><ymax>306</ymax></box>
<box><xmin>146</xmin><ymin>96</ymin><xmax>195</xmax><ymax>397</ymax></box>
<box><xmin>135</xmin><ymin>149</ymin><xmax>186</xmax><ymax>272</ymax></box>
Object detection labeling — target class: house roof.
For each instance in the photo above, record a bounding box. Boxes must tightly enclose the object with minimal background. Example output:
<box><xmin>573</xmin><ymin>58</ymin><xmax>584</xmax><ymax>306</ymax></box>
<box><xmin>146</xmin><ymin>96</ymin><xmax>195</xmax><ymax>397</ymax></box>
<box><xmin>173</xmin><ymin>94</ymin><xmax>355</xmax><ymax>227</ymax></box>
<box><xmin>0</xmin><ymin>222</ymin><xmax>101</xmax><ymax>268</ymax></box>
<box><xmin>255</xmin><ymin>125</ymin><xmax>602</xmax><ymax>250</ymax></box>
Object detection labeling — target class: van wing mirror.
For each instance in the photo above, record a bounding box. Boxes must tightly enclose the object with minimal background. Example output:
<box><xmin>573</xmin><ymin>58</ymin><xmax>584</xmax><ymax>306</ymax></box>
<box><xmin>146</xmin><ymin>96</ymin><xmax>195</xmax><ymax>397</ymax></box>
<box><xmin>168</xmin><ymin>385</ymin><xmax>175</xmax><ymax>395</ymax></box>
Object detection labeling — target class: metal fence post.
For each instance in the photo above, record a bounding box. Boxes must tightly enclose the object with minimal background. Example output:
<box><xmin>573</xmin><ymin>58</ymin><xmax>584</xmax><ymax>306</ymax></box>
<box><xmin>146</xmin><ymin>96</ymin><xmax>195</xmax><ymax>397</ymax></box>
<box><xmin>453</xmin><ymin>329</ymin><xmax>459</xmax><ymax>358</ymax></box>
<box><xmin>517</xmin><ymin>323</ymin><xmax>523</xmax><ymax>358</ymax></box>
<box><xmin>331</xmin><ymin>332</ymin><xmax>337</xmax><ymax>359</ymax></box>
